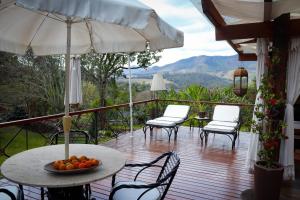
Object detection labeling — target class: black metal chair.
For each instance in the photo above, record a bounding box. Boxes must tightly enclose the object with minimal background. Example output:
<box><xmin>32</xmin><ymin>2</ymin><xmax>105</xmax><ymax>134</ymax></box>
<box><xmin>109</xmin><ymin>151</ymin><xmax>180</xmax><ymax>200</ymax></box>
<box><xmin>0</xmin><ymin>185</ymin><xmax>24</xmax><ymax>200</ymax></box>
<box><xmin>43</xmin><ymin>130</ymin><xmax>92</xmax><ymax>200</ymax></box>
<box><xmin>49</xmin><ymin>130</ymin><xmax>91</xmax><ymax>145</ymax></box>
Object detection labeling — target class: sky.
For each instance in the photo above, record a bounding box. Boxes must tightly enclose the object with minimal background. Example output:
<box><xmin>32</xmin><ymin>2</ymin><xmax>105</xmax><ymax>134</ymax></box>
<box><xmin>138</xmin><ymin>0</ymin><xmax>236</xmax><ymax>66</ymax></box>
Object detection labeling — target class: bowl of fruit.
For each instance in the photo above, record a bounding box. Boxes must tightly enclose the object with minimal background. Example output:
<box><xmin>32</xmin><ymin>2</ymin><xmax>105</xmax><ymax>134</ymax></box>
<box><xmin>44</xmin><ymin>155</ymin><xmax>101</xmax><ymax>174</ymax></box>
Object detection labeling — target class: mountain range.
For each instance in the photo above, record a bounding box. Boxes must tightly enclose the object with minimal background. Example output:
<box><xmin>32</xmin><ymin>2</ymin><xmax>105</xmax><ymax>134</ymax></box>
<box><xmin>123</xmin><ymin>54</ymin><xmax>257</xmax><ymax>88</ymax></box>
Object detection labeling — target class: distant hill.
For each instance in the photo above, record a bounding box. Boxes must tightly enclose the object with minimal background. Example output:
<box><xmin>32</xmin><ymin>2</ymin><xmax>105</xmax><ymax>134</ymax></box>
<box><xmin>123</xmin><ymin>54</ymin><xmax>256</xmax><ymax>88</ymax></box>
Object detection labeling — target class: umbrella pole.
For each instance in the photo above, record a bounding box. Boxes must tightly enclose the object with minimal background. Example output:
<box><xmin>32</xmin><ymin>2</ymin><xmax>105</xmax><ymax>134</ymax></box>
<box><xmin>63</xmin><ymin>19</ymin><xmax>72</xmax><ymax>160</ymax></box>
<box><xmin>128</xmin><ymin>55</ymin><xmax>133</xmax><ymax>136</ymax></box>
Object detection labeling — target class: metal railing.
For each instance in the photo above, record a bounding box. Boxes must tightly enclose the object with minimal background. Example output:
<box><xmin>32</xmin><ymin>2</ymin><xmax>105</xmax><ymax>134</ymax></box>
<box><xmin>0</xmin><ymin>99</ymin><xmax>253</xmax><ymax>159</ymax></box>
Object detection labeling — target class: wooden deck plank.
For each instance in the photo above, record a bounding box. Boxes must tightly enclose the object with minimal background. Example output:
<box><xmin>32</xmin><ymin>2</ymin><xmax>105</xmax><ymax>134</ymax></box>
<box><xmin>1</xmin><ymin>127</ymin><xmax>254</xmax><ymax>200</ymax></box>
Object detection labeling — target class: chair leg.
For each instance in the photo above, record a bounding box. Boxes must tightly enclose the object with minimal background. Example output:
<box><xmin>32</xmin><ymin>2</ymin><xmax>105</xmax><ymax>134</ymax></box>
<box><xmin>150</xmin><ymin>127</ymin><xmax>154</xmax><ymax>136</ymax></box>
<box><xmin>200</xmin><ymin>131</ymin><xmax>204</xmax><ymax>141</ymax></box>
<box><xmin>204</xmin><ymin>132</ymin><xmax>209</xmax><ymax>144</ymax></box>
<box><xmin>85</xmin><ymin>184</ymin><xmax>91</xmax><ymax>199</ymax></box>
<box><xmin>232</xmin><ymin>132</ymin><xmax>238</xmax><ymax>150</ymax></box>
<box><xmin>174</xmin><ymin>127</ymin><xmax>178</xmax><ymax>140</ymax></box>
<box><xmin>142</xmin><ymin>126</ymin><xmax>147</xmax><ymax>139</ymax></box>
<box><xmin>168</xmin><ymin>129</ymin><xmax>172</xmax><ymax>142</ymax></box>
<box><xmin>41</xmin><ymin>187</ymin><xmax>44</xmax><ymax>200</ymax></box>
<box><xmin>18</xmin><ymin>184</ymin><xmax>24</xmax><ymax>200</ymax></box>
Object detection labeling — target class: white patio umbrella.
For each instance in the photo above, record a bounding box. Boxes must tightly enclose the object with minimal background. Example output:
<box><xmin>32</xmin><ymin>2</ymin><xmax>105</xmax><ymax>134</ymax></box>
<box><xmin>0</xmin><ymin>0</ymin><xmax>184</xmax><ymax>159</ymax></box>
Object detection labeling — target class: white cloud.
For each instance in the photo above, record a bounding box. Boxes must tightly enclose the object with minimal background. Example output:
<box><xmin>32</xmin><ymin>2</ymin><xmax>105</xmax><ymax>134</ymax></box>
<box><xmin>138</xmin><ymin>0</ymin><xmax>237</xmax><ymax>66</ymax></box>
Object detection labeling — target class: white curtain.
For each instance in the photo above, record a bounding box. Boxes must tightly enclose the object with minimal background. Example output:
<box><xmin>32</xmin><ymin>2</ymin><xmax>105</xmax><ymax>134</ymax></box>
<box><xmin>65</xmin><ymin>57</ymin><xmax>83</xmax><ymax>105</ymax></box>
<box><xmin>279</xmin><ymin>38</ymin><xmax>300</xmax><ymax>180</ymax></box>
<box><xmin>245</xmin><ymin>38</ymin><xmax>268</xmax><ymax>172</ymax></box>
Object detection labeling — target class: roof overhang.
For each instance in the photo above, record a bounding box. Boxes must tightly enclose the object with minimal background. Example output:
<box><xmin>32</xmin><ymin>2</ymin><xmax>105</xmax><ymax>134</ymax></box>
<box><xmin>191</xmin><ymin>0</ymin><xmax>300</xmax><ymax>61</ymax></box>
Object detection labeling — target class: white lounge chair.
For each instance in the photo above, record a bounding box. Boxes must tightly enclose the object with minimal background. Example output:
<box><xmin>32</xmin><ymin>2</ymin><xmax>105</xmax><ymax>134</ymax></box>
<box><xmin>143</xmin><ymin>105</ymin><xmax>190</xmax><ymax>141</ymax></box>
<box><xmin>201</xmin><ymin>105</ymin><xmax>241</xmax><ymax>149</ymax></box>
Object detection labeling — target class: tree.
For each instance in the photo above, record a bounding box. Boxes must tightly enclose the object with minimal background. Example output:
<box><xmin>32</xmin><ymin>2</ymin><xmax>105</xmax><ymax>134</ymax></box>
<box><xmin>18</xmin><ymin>51</ymin><xmax>65</xmax><ymax>116</ymax></box>
<box><xmin>80</xmin><ymin>50</ymin><xmax>160</xmax><ymax>131</ymax></box>
<box><xmin>0</xmin><ymin>50</ymin><xmax>65</xmax><ymax>118</ymax></box>
<box><xmin>80</xmin><ymin>50</ymin><xmax>161</xmax><ymax>107</ymax></box>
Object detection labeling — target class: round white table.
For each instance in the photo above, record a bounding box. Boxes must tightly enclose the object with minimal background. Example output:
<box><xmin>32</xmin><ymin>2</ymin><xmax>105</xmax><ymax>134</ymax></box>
<box><xmin>0</xmin><ymin>144</ymin><xmax>126</xmax><ymax>188</ymax></box>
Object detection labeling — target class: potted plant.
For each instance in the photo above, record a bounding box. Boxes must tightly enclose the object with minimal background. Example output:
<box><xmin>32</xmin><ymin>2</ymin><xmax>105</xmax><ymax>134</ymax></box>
<box><xmin>252</xmin><ymin>75</ymin><xmax>286</xmax><ymax>200</ymax></box>
<box><xmin>197</xmin><ymin>103</ymin><xmax>207</xmax><ymax>118</ymax></box>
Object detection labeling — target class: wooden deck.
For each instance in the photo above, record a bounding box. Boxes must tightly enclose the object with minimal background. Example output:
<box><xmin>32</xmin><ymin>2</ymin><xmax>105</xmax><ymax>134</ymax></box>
<box><xmin>1</xmin><ymin>126</ymin><xmax>254</xmax><ymax>200</ymax></box>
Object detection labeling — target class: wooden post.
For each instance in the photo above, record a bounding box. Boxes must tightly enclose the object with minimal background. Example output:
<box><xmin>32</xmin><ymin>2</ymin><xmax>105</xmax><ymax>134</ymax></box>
<box><xmin>270</xmin><ymin>14</ymin><xmax>290</xmax><ymax>162</ymax></box>
<box><xmin>270</xmin><ymin>13</ymin><xmax>289</xmax><ymax>119</ymax></box>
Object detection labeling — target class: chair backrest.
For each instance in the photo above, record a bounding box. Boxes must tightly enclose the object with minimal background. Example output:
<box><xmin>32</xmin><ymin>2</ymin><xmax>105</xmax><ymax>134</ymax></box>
<box><xmin>49</xmin><ymin>130</ymin><xmax>91</xmax><ymax>145</ymax></box>
<box><xmin>156</xmin><ymin>152</ymin><xmax>180</xmax><ymax>199</ymax></box>
<box><xmin>163</xmin><ymin>105</ymin><xmax>190</xmax><ymax>119</ymax></box>
<box><xmin>212</xmin><ymin>105</ymin><xmax>240</xmax><ymax>122</ymax></box>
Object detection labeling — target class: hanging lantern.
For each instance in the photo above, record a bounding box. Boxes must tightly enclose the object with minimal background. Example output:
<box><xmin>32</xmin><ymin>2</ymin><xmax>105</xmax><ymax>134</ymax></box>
<box><xmin>233</xmin><ymin>67</ymin><xmax>248</xmax><ymax>97</ymax></box>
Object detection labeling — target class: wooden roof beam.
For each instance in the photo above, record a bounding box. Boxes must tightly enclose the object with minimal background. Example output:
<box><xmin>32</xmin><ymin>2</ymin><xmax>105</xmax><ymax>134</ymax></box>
<box><xmin>239</xmin><ymin>53</ymin><xmax>257</xmax><ymax>61</ymax></box>
<box><xmin>201</xmin><ymin>0</ymin><xmax>245</xmax><ymax>55</ymax></box>
<box><xmin>201</xmin><ymin>0</ymin><xmax>225</xmax><ymax>27</ymax></box>
<box><xmin>216</xmin><ymin>19</ymin><xmax>300</xmax><ymax>41</ymax></box>
<box><xmin>216</xmin><ymin>22</ymin><xmax>273</xmax><ymax>41</ymax></box>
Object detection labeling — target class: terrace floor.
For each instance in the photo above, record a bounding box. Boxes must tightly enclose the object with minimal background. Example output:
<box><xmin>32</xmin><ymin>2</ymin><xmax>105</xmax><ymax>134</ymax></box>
<box><xmin>1</xmin><ymin>126</ymin><xmax>255</xmax><ymax>200</ymax></box>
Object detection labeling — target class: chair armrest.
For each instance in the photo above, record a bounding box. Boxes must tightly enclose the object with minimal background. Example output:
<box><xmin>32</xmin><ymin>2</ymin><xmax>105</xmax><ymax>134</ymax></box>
<box><xmin>134</xmin><ymin>165</ymin><xmax>162</xmax><ymax>181</ymax></box>
<box><xmin>109</xmin><ymin>182</ymin><xmax>166</xmax><ymax>200</ymax></box>
<box><xmin>111</xmin><ymin>164</ymin><xmax>162</xmax><ymax>186</ymax></box>
<box><xmin>0</xmin><ymin>188</ymin><xmax>17</xmax><ymax>200</ymax></box>
<box><xmin>112</xmin><ymin>152</ymin><xmax>171</xmax><ymax>187</ymax></box>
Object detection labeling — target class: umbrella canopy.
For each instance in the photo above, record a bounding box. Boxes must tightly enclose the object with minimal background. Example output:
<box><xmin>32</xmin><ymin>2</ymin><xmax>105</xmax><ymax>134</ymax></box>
<box><xmin>0</xmin><ymin>0</ymin><xmax>184</xmax><ymax>159</ymax></box>
<box><xmin>0</xmin><ymin>0</ymin><xmax>183</xmax><ymax>55</ymax></box>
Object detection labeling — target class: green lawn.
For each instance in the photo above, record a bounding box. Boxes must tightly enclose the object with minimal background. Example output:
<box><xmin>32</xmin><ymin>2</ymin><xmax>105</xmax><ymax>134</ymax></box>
<box><xmin>0</xmin><ymin>126</ymin><xmax>47</xmax><ymax>167</ymax></box>
<box><xmin>0</xmin><ymin>125</ymin><xmax>130</xmax><ymax>170</ymax></box>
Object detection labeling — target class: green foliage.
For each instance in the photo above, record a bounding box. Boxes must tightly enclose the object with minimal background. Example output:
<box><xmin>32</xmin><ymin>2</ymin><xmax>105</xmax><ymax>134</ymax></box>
<box><xmin>252</xmin><ymin>75</ymin><xmax>286</xmax><ymax>168</ymax></box>
<box><xmin>82</xmin><ymin>81</ymin><xmax>99</xmax><ymax>108</ymax></box>
<box><xmin>0</xmin><ymin>50</ymin><xmax>65</xmax><ymax>117</ymax></box>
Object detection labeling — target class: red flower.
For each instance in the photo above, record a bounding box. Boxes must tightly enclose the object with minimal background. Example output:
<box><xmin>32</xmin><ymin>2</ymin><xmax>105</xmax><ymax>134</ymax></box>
<box><xmin>268</xmin><ymin>98</ymin><xmax>277</xmax><ymax>106</ymax></box>
<box><xmin>263</xmin><ymin>139</ymin><xmax>280</xmax><ymax>150</ymax></box>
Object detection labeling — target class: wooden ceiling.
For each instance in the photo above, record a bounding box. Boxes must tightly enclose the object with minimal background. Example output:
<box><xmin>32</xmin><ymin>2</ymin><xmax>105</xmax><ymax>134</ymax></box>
<box><xmin>201</xmin><ymin>0</ymin><xmax>300</xmax><ymax>61</ymax></box>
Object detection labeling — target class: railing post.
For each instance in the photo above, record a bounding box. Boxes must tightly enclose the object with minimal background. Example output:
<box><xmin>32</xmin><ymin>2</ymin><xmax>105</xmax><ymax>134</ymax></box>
<box><xmin>25</xmin><ymin>126</ymin><xmax>29</xmax><ymax>150</ymax></box>
<box><xmin>155</xmin><ymin>99</ymin><xmax>159</xmax><ymax>118</ymax></box>
<box><xmin>94</xmin><ymin>111</ymin><xmax>98</xmax><ymax>145</ymax></box>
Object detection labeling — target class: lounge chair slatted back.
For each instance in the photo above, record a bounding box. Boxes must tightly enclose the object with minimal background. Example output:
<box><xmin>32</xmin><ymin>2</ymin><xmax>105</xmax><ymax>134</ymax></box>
<box><xmin>163</xmin><ymin>105</ymin><xmax>190</xmax><ymax>119</ymax></box>
<box><xmin>212</xmin><ymin>105</ymin><xmax>240</xmax><ymax>122</ymax></box>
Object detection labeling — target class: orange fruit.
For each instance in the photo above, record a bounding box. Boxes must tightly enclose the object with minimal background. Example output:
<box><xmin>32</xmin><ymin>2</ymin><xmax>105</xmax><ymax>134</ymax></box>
<box><xmin>79</xmin><ymin>155</ymin><xmax>88</xmax><ymax>162</ymax></box>
<box><xmin>91</xmin><ymin>159</ymin><xmax>99</xmax><ymax>166</ymax></box>
<box><xmin>71</xmin><ymin>159</ymin><xmax>78</xmax><ymax>164</ymax></box>
<box><xmin>53</xmin><ymin>161</ymin><xmax>60</xmax><ymax>169</ymax></box>
<box><xmin>58</xmin><ymin>163</ymin><xmax>66</xmax><ymax>170</ymax></box>
<box><xmin>66</xmin><ymin>164</ymin><xmax>74</xmax><ymax>170</ymax></box>
<box><xmin>73</xmin><ymin>162</ymin><xmax>79</xmax><ymax>169</ymax></box>
<box><xmin>85</xmin><ymin>160</ymin><xmax>93</xmax><ymax>168</ymax></box>
<box><xmin>79</xmin><ymin>163</ymin><xmax>87</xmax><ymax>169</ymax></box>
<box><xmin>69</xmin><ymin>155</ymin><xmax>78</xmax><ymax>161</ymax></box>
